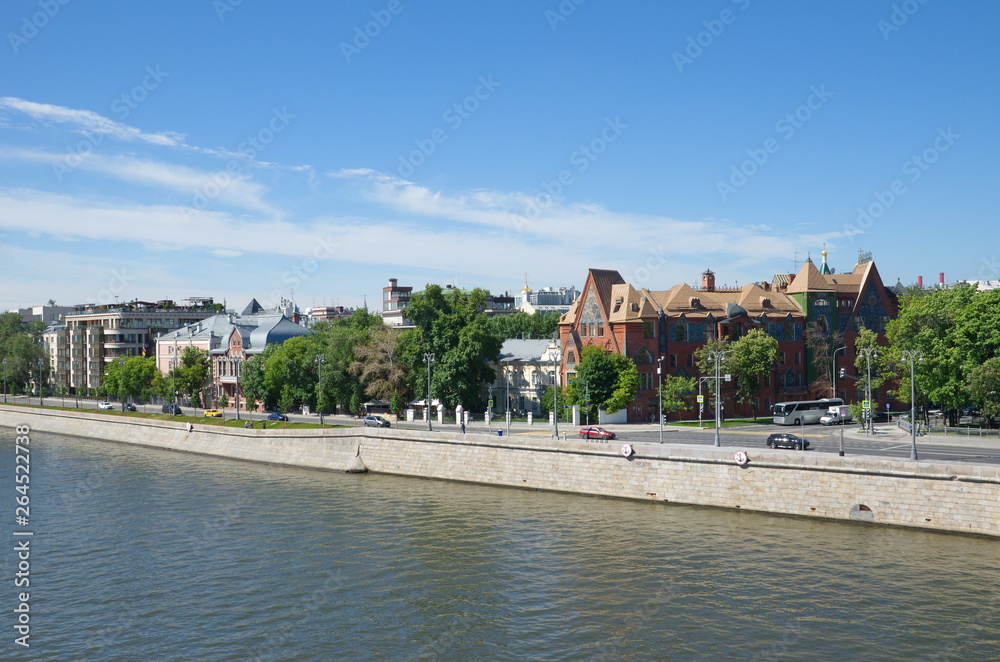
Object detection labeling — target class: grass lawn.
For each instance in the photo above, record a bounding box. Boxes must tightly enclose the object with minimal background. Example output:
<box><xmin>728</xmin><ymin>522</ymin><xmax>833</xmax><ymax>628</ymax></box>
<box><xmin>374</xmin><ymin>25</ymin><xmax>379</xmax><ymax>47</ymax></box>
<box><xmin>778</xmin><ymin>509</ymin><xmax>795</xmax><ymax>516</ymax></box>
<box><xmin>669</xmin><ymin>417</ymin><xmax>774</xmax><ymax>428</ymax></box>
<box><xmin>3</xmin><ymin>403</ymin><xmax>351</xmax><ymax>430</ymax></box>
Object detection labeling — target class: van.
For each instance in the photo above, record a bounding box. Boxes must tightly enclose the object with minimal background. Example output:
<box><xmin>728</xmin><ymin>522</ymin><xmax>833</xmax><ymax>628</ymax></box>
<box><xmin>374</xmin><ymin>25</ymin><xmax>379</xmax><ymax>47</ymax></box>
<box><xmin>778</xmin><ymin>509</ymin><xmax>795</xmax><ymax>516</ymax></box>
<box><xmin>820</xmin><ymin>405</ymin><xmax>852</xmax><ymax>425</ymax></box>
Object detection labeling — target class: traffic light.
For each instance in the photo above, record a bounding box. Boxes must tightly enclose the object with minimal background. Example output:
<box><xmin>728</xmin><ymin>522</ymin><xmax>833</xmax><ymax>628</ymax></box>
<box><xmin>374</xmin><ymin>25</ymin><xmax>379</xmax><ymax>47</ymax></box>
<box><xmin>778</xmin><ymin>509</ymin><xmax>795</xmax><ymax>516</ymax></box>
<box><xmin>839</xmin><ymin>367</ymin><xmax>845</xmax><ymax>378</ymax></box>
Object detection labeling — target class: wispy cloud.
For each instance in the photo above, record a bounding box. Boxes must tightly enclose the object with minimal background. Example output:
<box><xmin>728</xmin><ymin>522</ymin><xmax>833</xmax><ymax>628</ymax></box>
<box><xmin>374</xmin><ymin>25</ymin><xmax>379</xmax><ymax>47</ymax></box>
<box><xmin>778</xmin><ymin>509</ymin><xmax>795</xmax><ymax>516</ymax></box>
<box><xmin>0</xmin><ymin>96</ymin><xmax>185</xmax><ymax>147</ymax></box>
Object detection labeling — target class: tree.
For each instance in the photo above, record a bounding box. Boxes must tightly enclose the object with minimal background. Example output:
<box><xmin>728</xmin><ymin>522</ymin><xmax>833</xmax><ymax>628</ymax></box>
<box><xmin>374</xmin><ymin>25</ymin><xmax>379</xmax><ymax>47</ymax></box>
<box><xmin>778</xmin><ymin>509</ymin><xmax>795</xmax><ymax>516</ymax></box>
<box><xmin>729</xmin><ymin>329</ymin><xmax>779</xmax><ymax>418</ymax></box>
<box><xmin>487</xmin><ymin>312</ymin><xmax>560</xmax><ymax>340</ymax></box>
<box><xmin>806</xmin><ymin>322</ymin><xmax>844</xmax><ymax>399</ymax></box>
<box><xmin>0</xmin><ymin>312</ymin><xmax>46</xmax><ymax>393</ymax></box>
<box><xmin>694</xmin><ymin>338</ymin><xmax>733</xmax><ymax>398</ymax></box>
<box><xmin>218</xmin><ymin>392</ymin><xmax>229</xmax><ymax>410</ymax></box>
<box><xmin>278</xmin><ymin>384</ymin><xmax>296</xmax><ymax>415</ymax></box>
<box><xmin>101</xmin><ymin>356</ymin><xmax>160</xmax><ymax>404</ymax></box>
<box><xmin>350</xmin><ymin>326</ymin><xmax>408</xmax><ymax>403</ymax></box>
<box><xmin>660</xmin><ymin>374</ymin><xmax>696</xmax><ymax>422</ymax></box>
<box><xmin>241</xmin><ymin>352</ymin><xmax>268</xmax><ymax>415</ymax></box>
<box><xmin>170</xmin><ymin>347</ymin><xmax>211</xmax><ymax>405</ymax></box>
<box><xmin>967</xmin><ymin>357</ymin><xmax>1000</xmax><ymax>427</ymax></box>
<box><xmin>569</xmin><ymin>346</ymin><xmax>639</xmax><ymax>416</ymax></box>
<box><xmin>402</xmin><ymin>285</ymin><xmax>503</xmax><ymax>411</ymax></box>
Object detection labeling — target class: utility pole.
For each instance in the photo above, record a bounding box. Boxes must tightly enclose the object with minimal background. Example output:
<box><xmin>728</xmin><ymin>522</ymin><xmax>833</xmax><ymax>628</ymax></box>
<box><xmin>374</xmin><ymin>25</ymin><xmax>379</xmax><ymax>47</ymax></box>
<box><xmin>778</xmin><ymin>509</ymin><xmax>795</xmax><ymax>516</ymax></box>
<box><xmin>832</xmin><ymin>345</ymin><xmax>847</xmax><ymax>399</ymax></box>
<box><xmin>424</xmin><ymin>352</ymin><xmax>434</xmax><ymax>431</ymax></box>
<box><xmin>315</xmin><ymin>354</ymin><xmax>326</xmax><ymax>427</ymax></box>
<box><xmin>860</xmin><ymin>347</ymin><xmax>878</xmax><ymax>437</ymax></box>
<box><xmin>657</xmin><ymin>356</ymin><xmax>664</xmax><ymax>443</ymax></box>
<box><xmin>709</xmin><ymin>349</ymin><xmax>731</xmax><ymax>447</ymax></box>
<box><xmin>902</xmin><ymin>349</ymin><xmax>923</xmax><ymax>460</ymax></box>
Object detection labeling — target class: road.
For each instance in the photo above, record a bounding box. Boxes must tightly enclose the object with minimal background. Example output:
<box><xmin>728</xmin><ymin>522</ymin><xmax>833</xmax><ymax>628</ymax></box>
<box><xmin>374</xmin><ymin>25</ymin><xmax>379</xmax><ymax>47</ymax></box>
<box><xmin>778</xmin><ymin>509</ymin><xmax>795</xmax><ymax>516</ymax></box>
<box><xmin>6</xmin><ymin>396</ymin><xmax>999</xmax><ymax>465</ymax></box>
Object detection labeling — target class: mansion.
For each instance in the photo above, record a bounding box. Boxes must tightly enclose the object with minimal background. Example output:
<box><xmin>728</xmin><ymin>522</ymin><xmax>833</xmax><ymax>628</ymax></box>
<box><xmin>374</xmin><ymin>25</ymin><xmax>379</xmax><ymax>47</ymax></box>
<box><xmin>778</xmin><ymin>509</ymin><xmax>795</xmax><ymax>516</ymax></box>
<box><xmin>559</xmin><ymin>252</ymin><xmax>900</xmax><ymax>423</ymax></box>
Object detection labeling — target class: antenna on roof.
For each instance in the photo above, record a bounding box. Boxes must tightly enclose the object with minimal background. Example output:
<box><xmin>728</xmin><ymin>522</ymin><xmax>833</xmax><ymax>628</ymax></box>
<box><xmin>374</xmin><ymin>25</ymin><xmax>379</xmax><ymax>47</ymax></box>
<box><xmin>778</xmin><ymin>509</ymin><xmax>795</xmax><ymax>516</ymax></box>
<box><xmin>792</xmin><ymin>251</ymin><xmax>801</xmax><ymax>273</ymax></box>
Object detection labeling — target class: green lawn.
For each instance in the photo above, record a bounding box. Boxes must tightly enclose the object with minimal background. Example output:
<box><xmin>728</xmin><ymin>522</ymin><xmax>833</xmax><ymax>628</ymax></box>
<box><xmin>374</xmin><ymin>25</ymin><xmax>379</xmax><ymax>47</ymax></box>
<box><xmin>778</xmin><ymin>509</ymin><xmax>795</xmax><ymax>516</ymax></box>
<box><xmin>669</xmin><ymin>417</ymin><xmax>774</xmax><ymax>428</ymax></box>
<box><xmin>3</xmin><ymin>403</ymin><xmax>350</xmax><ymax>430</ymax></box>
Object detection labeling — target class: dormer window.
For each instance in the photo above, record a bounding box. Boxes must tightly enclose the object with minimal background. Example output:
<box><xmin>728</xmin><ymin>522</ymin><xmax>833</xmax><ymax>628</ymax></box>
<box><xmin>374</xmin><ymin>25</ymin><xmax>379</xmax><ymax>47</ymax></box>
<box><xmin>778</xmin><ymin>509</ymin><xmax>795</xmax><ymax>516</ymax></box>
<box><xmin>631</xmin><ymin>303</ymin><xmax>639</xmax><ymax>312</ymax></box>
<box><xmin>689</xmin><ymin>297</ymin><xmax>701</xmax><ymax>308</ymax></box>
<box><xmin>613</xmin><ymin>298</ymin><xmax>623</xmax><ymax>313</ymax></box>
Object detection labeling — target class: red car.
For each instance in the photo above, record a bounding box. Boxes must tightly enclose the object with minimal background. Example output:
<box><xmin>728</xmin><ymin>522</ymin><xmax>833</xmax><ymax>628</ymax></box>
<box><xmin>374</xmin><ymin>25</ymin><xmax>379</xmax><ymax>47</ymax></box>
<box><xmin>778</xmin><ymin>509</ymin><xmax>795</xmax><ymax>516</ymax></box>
<box><xmin>579</xmin><ymin>426</ymin><xmax>616</xmax><ymax>440</ymax></box>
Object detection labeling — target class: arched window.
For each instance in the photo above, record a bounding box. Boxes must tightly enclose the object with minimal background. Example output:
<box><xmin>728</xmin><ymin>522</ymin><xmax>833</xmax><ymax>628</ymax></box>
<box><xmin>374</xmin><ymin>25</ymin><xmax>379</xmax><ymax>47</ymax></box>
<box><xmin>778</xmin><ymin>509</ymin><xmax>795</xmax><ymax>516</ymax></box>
<box><xmin>635</xmin><ymin>348</ymin><xmax>653</xmax><ymax>365</ymax></box>
<box><xmin>566</xmin><ymin>351</ymin><xmax>577</xmax><ymax>365</ymax></box>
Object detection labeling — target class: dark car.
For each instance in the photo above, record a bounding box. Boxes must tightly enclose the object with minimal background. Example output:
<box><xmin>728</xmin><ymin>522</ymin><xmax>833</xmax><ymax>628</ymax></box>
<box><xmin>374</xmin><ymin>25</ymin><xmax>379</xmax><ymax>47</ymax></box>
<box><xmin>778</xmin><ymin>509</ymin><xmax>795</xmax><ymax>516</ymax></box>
<box><xmin>266</xmin><ymin>412</ymin><xmax>289</xmax><ymax>421</ymax></box>
<box><xmin>363</xmin><ymin>415</ymin><xmax>391</xmax><ymax>428</ymax></box>
<box><xmin>123</xmin><ymin>402</ymin><xmax>137</xmax><ymax>412</ymax></box>
<box><xmin>766</xmin><ymin>433</ymin><xmax>809</xmax><ymax>450</ymax></box>
<box><xmin>162</xmin><ymin>404</ymin><xmax>183</xmax><ymax>415</ymax></box>
<box><xmin>579</xmin><ymin>426</ymin><xmax>616</xmax><ymax>440</ymax></box>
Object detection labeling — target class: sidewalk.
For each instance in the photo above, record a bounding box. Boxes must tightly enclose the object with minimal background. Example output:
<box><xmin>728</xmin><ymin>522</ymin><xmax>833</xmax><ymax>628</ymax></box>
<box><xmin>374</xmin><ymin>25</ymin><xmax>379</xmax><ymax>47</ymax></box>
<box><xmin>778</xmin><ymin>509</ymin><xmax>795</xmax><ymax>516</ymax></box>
<box><xmin>839</xmin><ymin>423</ymin><xmax>1000</xmax><ymax>448</ymax></box>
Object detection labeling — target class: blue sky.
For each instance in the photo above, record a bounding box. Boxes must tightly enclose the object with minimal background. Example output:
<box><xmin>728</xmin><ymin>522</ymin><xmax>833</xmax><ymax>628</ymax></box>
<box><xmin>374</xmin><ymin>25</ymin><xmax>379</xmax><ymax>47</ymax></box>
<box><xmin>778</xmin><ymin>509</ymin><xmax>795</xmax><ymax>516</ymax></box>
<box><xmin>1</xmin><ymin>0</ymin><xmax>997</xmax><ymax>313</ymax></box>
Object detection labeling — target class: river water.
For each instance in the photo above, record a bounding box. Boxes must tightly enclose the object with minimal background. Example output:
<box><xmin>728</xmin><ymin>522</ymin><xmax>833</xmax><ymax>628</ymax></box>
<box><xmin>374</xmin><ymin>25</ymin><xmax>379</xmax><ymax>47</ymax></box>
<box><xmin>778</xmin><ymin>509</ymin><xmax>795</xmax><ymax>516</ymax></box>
<box><xmin>2</xmin><ymin>430</ymin><xmax>998</xmax><ymax>661</ymax></box>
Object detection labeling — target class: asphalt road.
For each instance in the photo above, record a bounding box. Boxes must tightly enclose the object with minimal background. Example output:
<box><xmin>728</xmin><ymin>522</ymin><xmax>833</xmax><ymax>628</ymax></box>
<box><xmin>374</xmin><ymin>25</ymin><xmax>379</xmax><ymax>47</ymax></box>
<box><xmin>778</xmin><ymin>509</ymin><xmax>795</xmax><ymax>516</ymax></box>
<box><xmin>8</xmin><ymin>396</ymin><xmax>999</xmax><ymax>465</ymax></box>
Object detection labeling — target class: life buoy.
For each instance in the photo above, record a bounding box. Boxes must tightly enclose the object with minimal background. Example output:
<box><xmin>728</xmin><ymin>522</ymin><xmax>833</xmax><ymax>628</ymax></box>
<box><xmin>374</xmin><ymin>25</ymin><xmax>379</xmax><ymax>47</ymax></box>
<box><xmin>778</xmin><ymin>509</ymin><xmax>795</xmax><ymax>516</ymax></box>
<box><xmin>621</xmin><ymin>443</ymin><xmax>634</xmax><ymax>457</ymax></box>
<box><xmin>734</xmin><ymin>450</ymin><xmax>749</xmax><ymax>466</ymax></box>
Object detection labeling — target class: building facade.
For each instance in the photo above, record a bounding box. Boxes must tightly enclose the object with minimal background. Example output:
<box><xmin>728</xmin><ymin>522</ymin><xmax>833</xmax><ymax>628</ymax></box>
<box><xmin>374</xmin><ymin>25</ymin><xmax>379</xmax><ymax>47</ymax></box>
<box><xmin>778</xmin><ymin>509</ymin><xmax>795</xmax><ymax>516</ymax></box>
<box><xmin>46</xmin><ymin>298</ymin><xmax>223</xmax><ymax>394</ymax></box>
<box><xmin>558</xmin><ymin>253</ymin><xmax>898</xmax><ymax>423</ymax></box>
<box><xmin>491</xmin><ymin>338</ymin><xmax>561</xmax><ymax>415</ymax></box>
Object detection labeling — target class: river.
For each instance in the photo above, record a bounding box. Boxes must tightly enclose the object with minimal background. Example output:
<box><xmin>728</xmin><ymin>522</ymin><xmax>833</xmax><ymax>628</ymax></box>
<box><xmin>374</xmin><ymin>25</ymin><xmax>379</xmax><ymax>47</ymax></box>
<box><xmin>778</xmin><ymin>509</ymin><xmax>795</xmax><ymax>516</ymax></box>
<box><xmin>2</xmin><ymin>430</ymin><xmax>997</xmax><ymax>661</ymax></box>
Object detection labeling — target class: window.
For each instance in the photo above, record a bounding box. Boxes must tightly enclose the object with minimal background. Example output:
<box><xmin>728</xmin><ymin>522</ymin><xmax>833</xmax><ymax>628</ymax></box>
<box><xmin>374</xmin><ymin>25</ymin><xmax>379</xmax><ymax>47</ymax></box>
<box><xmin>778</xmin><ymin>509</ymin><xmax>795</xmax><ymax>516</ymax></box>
<box><xmin>669</xmin><ymin>354</ymin><xmax>677</xmax><ymax>368</ymax></box>
<box><xmin>779</xmin><ymin>352</ymin><xmax>786</xmax><ymax>365</ymax></box>
<box><xmin>794</xmin><ymin>352</ymin><xmax>801</xmax><ymax>365</ymax></box>
<box><xmin>763</xmin><ymin>375</ymin><xmax>770</xmax><ymax>388</ymax></box>
<box><xmin>643</xmin><ymin>321</ymin><xmax>654</xmax><ymax>338</ymax></box>
<box><xmin>639</xmin><ymin>373</ymin><xmax>653</xmax><ymax>391</ymax></box>
<box><xmin>567</xmin><ymin>351</ymin><xmax>576</xmax><ymax>365</ymax></box>
<box><xmin>686</xmin><ymin>354</ymin><xmax>694</xmax><ymax>367</ymax></box>
<box><xmin>675</xmin><ymin>322</ymin><xmax>687</xmax><ymax>342</ymax></box>
<box><xmin>597</xmin><ymin>324</ymin><xmax>604</xmax><ymax>337</ymax></box>
<box><xmin>635</xmin><ymin>348</ymin><xmax>653</xmax><ymax>365</ymax></box>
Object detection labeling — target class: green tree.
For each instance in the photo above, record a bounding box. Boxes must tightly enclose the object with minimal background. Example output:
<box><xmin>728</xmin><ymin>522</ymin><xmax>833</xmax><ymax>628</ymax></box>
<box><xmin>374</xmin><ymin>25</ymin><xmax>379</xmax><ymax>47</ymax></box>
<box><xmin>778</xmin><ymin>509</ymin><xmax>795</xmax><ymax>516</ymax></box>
<box><xmin>568</xmin><ymin>346</ymin><xmax>639</xmax><ymax>416</ymax></box>
<box><xmin>694</xmin><ymin>338</ymin><xmax>733</xmax><ymax>398</ymax></box>
<box><xmin>487</xmin><ymin>311</ymin><xmax>560</xmax><ymax>340</ymax></box>
<box><xmin>102</xmin><ymin>356</ymin><xmax>160</xmax><ymax>404</ymax></box>
<box><xmin>218</xmin><ymin>392</ymin><xmax>229</xmax><ymax>410</ymax></box>
<box><xmin>729</xmin><ymin>329</ymin><xmax>780</xmax><ymax>418</ymax></box>
<box><xmin>660</xmin><ymin>374</ymin><xmax>696</xmax><ymax>422</ymax></box>
<box><xmin>403</xmin><ymin>285</ymin><xmax>503</xmax><ymax>411</ymax></box>
<box><xmin>241</xmin><ymin>351</ymin><xmax>269</xmax><ymax>414</ymax></box>
<box><xmin>540</xmin><ymin>385</ymin><xmax>570</xmax><ymax>421</ymax></box>
<box><xmin>0</xmin><ymin>312</ymin><xmax>47</xmax><ymax>393</ymax></box>
<box><xmin>277</xmin><ymin>384</ymin><xmax>296</xmax><ymax>415</ymax></box>
<box><xmin>967</xmin><ymin>357</ymin><xmax>1000</xmax><ymax>427</ymax></box>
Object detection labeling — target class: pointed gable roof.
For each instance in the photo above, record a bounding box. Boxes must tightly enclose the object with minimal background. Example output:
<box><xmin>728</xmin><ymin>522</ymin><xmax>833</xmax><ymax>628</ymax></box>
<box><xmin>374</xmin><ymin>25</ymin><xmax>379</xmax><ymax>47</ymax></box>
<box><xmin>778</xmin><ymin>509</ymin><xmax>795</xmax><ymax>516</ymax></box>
<box><xmin>786</xmin><ymin>258</ymin><xmax>834</xmax><ymax>294</ymax></box>
<box><xmin>586</xmin><ymin>268</ymin><xmax>626</xmax><ymax>314</ymax></box>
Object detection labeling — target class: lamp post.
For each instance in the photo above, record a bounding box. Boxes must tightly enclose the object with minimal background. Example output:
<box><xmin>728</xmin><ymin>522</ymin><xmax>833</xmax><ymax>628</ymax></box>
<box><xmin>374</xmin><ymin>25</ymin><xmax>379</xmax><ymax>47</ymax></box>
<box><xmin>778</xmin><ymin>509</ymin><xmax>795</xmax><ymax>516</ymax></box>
<box><xmin>504</xmin><ymin>364</ymin><xmax>510</xmax><ymax>438</ymax></box>
<box><xmin>120</xmin><ymin>355</ymin><xmax>127</xmax><ymax>412</ymax></box>
<box><xmin>860</xmin><ymin>347</ymin><xmax>878</xmax><ymax>437</ymax></box>
<box><xmin>832</xmin><ymin>345</ymin><xmax>847</xmax><ymax>399</ymax></box>
<box><xmin>901</xmin><ymin>349</ymin><xmax>923</xmax><ymax>460</ymax></box>
<box><xmin>423</xmin><ymin>352</ymin><xmax>434</xmax><ymax>431</ymax></box>
<box><xmin>709</xmin><ymin>349</ymin><xmax>731</xmax><ymax>447</ymax></box>
<box><xmin>2</xmin><ymin>358</ymin><xmax>7</xmax><ymax>404</ymax></box>
<box><xmin>233</xmin><ymin>358</ymin><xmax>241</xmax><ymax>421</ymax></box>
<box><xmin>37</xmin><ymin>358</ymin><xmax>45</xmax><ymax>407</ymax></box>
<box><xmin>549</xmin><ymin>342</ymin><xmax>561</xmax><ymax>440</ymax></box>
<box><xmin>315</xmin><ymin>354</ymin><xmax>326</xmax><ymax>427</ymax></box>
<box><xmin>487</xmin><ymin>384</ymin><xmax>494</xmax><ymax>432</ymax></box>
<box><xmin>657</xmin><ymin>356</ymin><xmax>665</xmax><ymax>444</ymax></box>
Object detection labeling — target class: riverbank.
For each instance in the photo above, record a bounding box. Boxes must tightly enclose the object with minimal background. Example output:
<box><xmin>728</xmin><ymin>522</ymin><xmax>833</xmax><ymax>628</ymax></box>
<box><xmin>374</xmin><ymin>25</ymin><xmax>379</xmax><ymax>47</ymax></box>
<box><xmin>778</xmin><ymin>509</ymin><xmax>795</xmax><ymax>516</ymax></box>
<box><xmin>3</xmin><ymin>405</ymin><xmax>998</xmax><ymax>538</ymax></box>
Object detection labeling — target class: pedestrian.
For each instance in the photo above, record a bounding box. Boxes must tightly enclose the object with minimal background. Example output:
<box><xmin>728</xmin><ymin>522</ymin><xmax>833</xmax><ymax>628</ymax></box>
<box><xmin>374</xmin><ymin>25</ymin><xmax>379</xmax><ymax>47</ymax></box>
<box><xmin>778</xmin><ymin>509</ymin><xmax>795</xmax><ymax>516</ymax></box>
<box><xmin>461</xmin><ymin>420</ymin><xmax>466</xmax><ymax>434</ymax></box>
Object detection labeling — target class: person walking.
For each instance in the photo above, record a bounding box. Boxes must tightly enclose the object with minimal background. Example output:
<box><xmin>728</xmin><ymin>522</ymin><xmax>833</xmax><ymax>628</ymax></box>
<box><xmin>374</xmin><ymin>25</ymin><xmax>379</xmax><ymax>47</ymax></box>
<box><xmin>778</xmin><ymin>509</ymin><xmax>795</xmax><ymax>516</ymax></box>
<box><xmin>461</xmin><ymin>420</ymin><xmax>466</xmax><ymax>434</ymax></box>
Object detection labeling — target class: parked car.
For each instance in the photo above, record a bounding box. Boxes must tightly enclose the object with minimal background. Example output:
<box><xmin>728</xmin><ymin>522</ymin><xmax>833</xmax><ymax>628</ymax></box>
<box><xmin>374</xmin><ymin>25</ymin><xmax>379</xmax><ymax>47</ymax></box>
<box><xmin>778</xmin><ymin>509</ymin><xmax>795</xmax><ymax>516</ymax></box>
<box><xmin>162</xmin><ymin>404</ymin><xmax>183</xmax><ymax>415</ymax></box>
<box><xmin>579</xmin><ymin>426</ymin><xmax>616</xmax><ymax>440</ymax></box>
<box><xmin>766</xmin><ymin>433</ymin><xmax>809</xmax><ymax>450</ymax></box>
<box><xmin>204</xmin><ymin>409</ymin><xmax>223</xmax><ymax>418</ymax></box>
<box><xmin>123</xmin><ymin>402</ymin><xmax>137</xmax><ymax>412</ymax></box>
<box><xmin>363</xmin><ymin>415</ymin><xmax>391</xmax><ymax>428</ymax></box>
<box><xmin>266</xmin><ymin>412</ymin><xmax>289</xmax><ymax>421</ymax></box>
<box><xmin>98</xmin><ymin>401</ymin><xmax>114</xmax><ymax>410</ymax></box>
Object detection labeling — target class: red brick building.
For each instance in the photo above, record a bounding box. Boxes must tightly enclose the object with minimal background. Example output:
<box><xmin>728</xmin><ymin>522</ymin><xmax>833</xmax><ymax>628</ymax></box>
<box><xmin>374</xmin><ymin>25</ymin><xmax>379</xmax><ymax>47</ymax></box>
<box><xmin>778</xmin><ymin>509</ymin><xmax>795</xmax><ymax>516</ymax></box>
<box><xmin>558</xmin><ymin>252</ymin><xmax>899</xmax><ymax>422</ymax></box>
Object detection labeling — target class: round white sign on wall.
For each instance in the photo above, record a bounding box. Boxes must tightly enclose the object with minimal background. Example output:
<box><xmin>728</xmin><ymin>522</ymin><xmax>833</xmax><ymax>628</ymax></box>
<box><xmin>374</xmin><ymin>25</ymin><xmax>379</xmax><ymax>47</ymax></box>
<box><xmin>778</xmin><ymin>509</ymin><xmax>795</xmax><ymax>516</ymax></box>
<box><xmin>734</xmin><ymin>450</ymin><xmax>749</xmax><ymax>466</ymax></box>
<box><xmin>621</xmin><ymin>443</ymin><xmax>634</xmax><ymax>457</ymax></box>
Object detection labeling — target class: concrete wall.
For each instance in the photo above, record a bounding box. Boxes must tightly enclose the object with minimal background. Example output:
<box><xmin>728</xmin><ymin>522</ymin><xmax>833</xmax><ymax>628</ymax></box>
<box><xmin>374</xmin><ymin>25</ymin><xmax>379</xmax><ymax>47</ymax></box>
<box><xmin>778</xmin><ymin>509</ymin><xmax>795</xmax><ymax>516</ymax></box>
<box><xmin>2</xmin><ymin>406</ymin><xmax>998</xmax><ymax>538</ymax></box>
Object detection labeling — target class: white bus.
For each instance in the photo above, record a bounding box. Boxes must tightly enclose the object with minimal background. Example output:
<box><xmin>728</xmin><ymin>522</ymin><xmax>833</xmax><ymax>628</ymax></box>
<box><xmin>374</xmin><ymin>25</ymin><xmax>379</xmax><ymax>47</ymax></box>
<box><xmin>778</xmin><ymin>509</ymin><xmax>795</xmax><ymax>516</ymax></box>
<box><xmin>772</xmin><ymin>398</ymin><xmax>844</xmax><ymax>426</ymax></box>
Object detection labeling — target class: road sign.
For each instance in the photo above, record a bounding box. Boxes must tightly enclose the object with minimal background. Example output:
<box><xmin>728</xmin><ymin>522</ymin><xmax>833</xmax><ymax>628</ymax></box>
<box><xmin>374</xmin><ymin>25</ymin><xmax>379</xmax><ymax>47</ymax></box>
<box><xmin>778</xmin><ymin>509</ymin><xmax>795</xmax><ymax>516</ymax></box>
<box><xmin>862</xmin><ymin>400</ymin><xmax>871</xmax><ymax>409</ymax></box>
<box><xmin>696</xmin><ymin>395</ymin><xmax>704</xmax><ymax>403</ymax></box>
<box><xmin>488</xmin><ymin>399</ymin><xmax>493</xmax><ymax>407</ymax></box>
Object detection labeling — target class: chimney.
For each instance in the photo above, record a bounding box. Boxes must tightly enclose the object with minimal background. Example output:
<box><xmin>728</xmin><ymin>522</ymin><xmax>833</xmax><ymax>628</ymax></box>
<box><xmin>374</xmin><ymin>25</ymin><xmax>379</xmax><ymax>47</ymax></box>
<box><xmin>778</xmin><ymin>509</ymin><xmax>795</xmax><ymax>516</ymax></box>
<box><xmin>939</xmin><ymin>272</ymin><xmax>945</xmax><ymax>286</ymax></box>
<box><xmin>701</xmin><ymin>269</ymin><xmax>716</xmax><ymax>292</ymax></box>
<box><xmin>917</xmin><ymin>276</ymin><xmax>923</xmax><ymax>287</ymax></box>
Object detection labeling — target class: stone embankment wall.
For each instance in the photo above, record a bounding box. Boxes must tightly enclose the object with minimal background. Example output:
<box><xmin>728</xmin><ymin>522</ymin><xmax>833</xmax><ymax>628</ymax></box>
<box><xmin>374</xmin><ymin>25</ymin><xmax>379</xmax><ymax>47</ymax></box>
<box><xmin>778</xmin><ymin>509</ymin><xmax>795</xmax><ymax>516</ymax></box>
<box><xmin>3</xmin><ymin>406</ymin><xmax>998</xmax><ymax>538</ymax></box>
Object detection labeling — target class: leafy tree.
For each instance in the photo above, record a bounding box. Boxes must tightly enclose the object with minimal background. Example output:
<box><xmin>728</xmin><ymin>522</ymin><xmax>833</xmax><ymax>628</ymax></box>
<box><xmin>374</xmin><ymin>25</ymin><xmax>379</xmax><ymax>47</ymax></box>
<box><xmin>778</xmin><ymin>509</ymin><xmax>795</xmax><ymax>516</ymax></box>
<box><xmin>218</xmin><ymin>392</ymin><xmax>229</xmax><ymax>409</ymax></box>
<box><xmin>729</xmin><ymin>329</ymin><xmax>780</xmax><ymax>418</ymax></box>
<box><xmin>402</xmin><ymin>285</ymin><xmax>503</xmax><ymax>411</ymax></box>
<box><xmin>241</xmin><ymin>351</ymin><xmax>269</xmax><ymax>414</ymax></box>
<box><xmin>806</xmin><ymin>322</ymin><xmax>844</xmax><ymax>399</ymax></box>
<box><xmin>0</xmin><ymin>312</ymin><xmax>47</xmax><ymax>392</ymax></box>
<box><xmin>350</xmin><ymin>326</ymin><xmax>408</xmax><ymax>403</ymax></box>
<box><xmin>660</xmin><ymin>374</ymin><xmax>696</xmax><ymax>422</ymax></box>
<box><xmin>568</xmin><ymin>345</ymin><xmax>639</xmax><ymax>416</ymax></box>
<box><xmin>487</xmin><ymin>312</ymin><xmax>560</xmax><ymax>340</ymax></box>
<box><xmin>967</xmin><ymin>357</ymin><xmax>1000</xmax><ymax>427</ymax></box>
<box><xmin>170</xmin><ymin>347</ymin><xmax>211</xmax><ymax>405</ymax></box>
<box><xmin>101</xmin><ymin>356</ymin><xmax>160</xmax><ymax>404</ymax></box>
<box><xmin>277</xmin><ymin>384</ymin><xmax>296</xmax><ymax>415</ymax></box>
<box><xmin>540</xmin><ymin>385</ymin><xmax>570</xmax><ymax>421</ymax></box>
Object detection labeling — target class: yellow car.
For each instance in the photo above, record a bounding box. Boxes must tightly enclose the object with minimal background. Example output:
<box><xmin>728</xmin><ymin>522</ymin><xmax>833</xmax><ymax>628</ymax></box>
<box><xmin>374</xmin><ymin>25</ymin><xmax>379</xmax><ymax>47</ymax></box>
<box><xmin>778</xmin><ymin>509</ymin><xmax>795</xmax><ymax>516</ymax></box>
<box><xmin>204</xmin><ymin>409</ymin><xmax>223</xmax><ymax>418</ymax></box>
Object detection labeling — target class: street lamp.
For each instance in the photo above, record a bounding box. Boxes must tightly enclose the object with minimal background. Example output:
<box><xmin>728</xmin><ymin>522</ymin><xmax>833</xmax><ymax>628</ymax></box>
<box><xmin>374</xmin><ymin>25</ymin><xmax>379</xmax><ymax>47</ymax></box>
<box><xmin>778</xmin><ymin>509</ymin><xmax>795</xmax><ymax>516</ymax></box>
<box><xmin>2</xmin><ymin>358</ymin><xmax>7</xmax><ymax>404</ymax></box>
<box><xmin>37</xmin><ymin>358</ymin><xmax>45</xmax><ymax>407</ymax></box>
<box><xmin>233</xmin><ymin>358</ymin><xmax>241</xmax><ymax>421</ymax></box>
<box><xmin>832</xmin><ymin>345</ymin><xmax>847</xmax><ymax>399</ymax></box>
<box><xmin>423</xmin><ymin>352</ymin><xmax>434</xmax><ymax>431</ymax></box>
<box><xmin>657</xmin><ymin>356</ymin><xmax>665</xmax><ymax>444</ymax></box>
<box><xmin>504</xmin><ymin>364</ymin><xmax>511</xmax><ymax>438</ymax></box>
<box><xmin>315</xmin><ymin>354</ymin><xmax>326</xmax><ymax>427</ymax></box>
<box><xmin>859</xmin><ymin>347</ymin><xmax>878</xmax><ymax>437</ymax></box>
<box><xmin>901</xmin><ymin>350</ymin><xmax>923</xmax><ymax>460</ymax></box>
<box><xmin>120</xmin><ymin>355</ymin><xmax>127</xmax><ymax>412</ymax></box>
<box><xmin>709</xmin><ymin>349</ymin><xmax>732</xmax><ymax>447</ymax></box>
<box><xmin>548</xmin><ymin>341</ymin><xmax>561</xmax><ymax>440</ymax></box>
